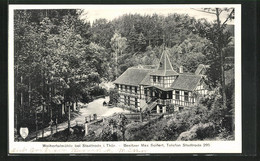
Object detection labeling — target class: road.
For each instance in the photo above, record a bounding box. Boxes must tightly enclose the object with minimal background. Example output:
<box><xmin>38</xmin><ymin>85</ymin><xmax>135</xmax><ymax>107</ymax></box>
<box><xmin>29</xmin><ymin>96</ymin><xmax>129</xmax><ymax>141</ymax></box>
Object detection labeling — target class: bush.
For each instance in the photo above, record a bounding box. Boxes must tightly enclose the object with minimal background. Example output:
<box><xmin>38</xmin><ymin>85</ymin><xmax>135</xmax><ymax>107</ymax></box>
<box><xmin>125</xmin><ymin>122</ymin><xmax>147</xmax><ymax>141</ymax></box>
<box><xmin>161</xmin><ymin>104</ymin><xmax>221</xmax><ymax>141</ymax></box>
<box><xmin>177</xmin><ymin>122</ymin><xmax>215</xmax><ymax>141</ymax></box>
<box><xmin>99</xmin><ymin>126</ymin><xmax>118</xmax><ymax>141</ymax></box>
<box><xmin>195</xmin><ymin>122</ymin><xmax>215</xmax><ymax>139</ymax></box>
<box><xmin>177</xmin><ymin>130</ymin><xmax>197</xmax><ymax>141</ymax></box>
<box><xmin>91</xmin><ymin>86</ymin><xmax>107</xmax><ymax>96</ymax></box>
<box><xmin>73</xmin><ymin>125</ymin><xmax>85</xmax><ymax>136</ymax></box>
<box><xmin>109</xmin><ymin>88</ymin><xmax>119</xmax><ymax>105</ymax></box>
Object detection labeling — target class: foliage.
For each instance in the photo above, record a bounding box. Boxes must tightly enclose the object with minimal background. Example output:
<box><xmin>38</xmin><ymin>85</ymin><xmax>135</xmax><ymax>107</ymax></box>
<box><xmin>177</xmin><ymin>122</ymin><xmax>215</xmax><ymax>141</ymax></box>
<box><xmin>161</xmin><ymin>96</ymin><xmax>234</xmax><ymax>141</ymax></box>
<box><xmin>193</xmin><ymin>8</ymin><xmax>235</xmax><ymax>108</ymax></box>
<box><xmin>99</xmin><ymin>114</ymin><xmax>129</xmax><ymax>141</ymax></box>
<box><xmin>88</xmin><ymin>13</ymin><xmax>226</xmax><ymax>78</ymax></box>
<box><xmin>90</xmin><ymin>86</ymin><xmax>107</xmax><ymax>97</ymax></box>
<box><xmin>99</xmin><ymin>126</ymin><xmax>118</xmax><ymax>141</ymax></box>
<box><xmin>14</xmin><ymin>9</ymin><xmax>101</xmax><ymax>131</ymax></box>
<box><xmin>109</xmin><ymin>88</ymin><xmax>119</xmax><ymax>105</ymax></box>
<box><xmin>110</xmin><ymin>32</ymin><xmax>128</xmax><ymax>78</ymax></box>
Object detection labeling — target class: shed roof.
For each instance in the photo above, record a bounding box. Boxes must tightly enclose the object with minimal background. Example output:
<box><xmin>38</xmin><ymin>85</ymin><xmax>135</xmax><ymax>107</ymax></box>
<box><xmin>113</xmin><ymin>67</ymin><xmax>152</xmax><ymax>86</ymax></box>
<box><xmin>195</xmin><ymin>64</ymin><xmax>209</xmax><ymax>75</ymax></box>
<box><xmin>144</xmin><ymin>85</ymin><xmax>173</xmax><ymax>91</ymax></box>
<box><xmin>171</xmin><ymin>74</ymin><xmax>202</xmax><ymax>91</ymax></box>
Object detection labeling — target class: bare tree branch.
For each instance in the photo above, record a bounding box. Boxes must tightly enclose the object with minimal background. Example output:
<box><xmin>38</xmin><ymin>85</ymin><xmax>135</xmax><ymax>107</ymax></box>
<box><xmin>191</xmin><ymin>8</ymin><xmax>216</xmax><ymax>15</ymax></box>
<box><xmin>221</xmin><ymin>9</ymin><xmax>235</xmax><ymax>28</ymax></box>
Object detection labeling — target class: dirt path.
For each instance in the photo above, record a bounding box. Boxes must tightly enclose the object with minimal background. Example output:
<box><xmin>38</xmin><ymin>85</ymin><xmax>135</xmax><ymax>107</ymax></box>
<box><xmin>27</xmin><ymin>97</ymin><xmax>129</xmax><ymax>141</ymax></box>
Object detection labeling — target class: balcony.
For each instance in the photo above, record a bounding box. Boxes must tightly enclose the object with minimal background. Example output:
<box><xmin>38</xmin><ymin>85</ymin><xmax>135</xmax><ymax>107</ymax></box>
<box><xmin>157</xmin><ymin>99</ymin><xmax>171</xmax><ymax>106</ymax></box>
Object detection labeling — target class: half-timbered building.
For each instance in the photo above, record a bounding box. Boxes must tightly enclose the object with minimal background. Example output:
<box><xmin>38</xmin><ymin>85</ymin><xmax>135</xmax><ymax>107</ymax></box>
<box><xmin>114</xmin><ymin>50</ymin><xmax>209</xmax><ymax>113</ymax></box>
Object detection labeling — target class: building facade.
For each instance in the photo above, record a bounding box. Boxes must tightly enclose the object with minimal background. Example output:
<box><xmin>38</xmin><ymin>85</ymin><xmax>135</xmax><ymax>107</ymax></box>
<box><xmin>113</xmin><ymin>50</ymin><xmax>209</xmax><ymax>113</ymax></box>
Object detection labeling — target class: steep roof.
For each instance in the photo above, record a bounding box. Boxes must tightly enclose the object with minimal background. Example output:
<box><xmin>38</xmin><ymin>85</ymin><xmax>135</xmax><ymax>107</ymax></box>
<box><xmin>150</xmin><ymin>70</ymin><xmax>178</xmax><ymax>76</ymax></box>
<box><xmin>139</xmin><ymin>72</ymin><xmax>152</xmax><ymax>86</ymax></box>
<box><xmin>113</xmin><ymin>67</ymin><xmax>152</xmax><ymax>86</ymax></box>
<box><xmin>195</xmin><ymin>64</ymin><xmax>209</xmax><ymax>75</ymax></box>
<box><xmin>171</xmin><ymin>74</ymin><xmax>202</xmax><ymax>91</ymax></box>
<box><xmin>150</xmin><ymin>50</ymin><xmax>178</xmax><ymax>76</ymax></box>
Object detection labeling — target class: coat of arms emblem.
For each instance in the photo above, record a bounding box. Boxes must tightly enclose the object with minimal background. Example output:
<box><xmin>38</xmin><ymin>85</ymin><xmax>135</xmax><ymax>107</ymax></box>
<box><xmin>19</xmin><ymin>127</ymin><xmax>29</xmax><ymax>139</ymax></box>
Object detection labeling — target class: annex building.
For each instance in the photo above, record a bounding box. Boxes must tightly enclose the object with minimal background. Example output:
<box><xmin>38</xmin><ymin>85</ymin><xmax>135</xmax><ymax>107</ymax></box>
<box><xmin>113</xmin><ymin>50</ymin><xmax>209</xmax><ymax>113</ymax></box>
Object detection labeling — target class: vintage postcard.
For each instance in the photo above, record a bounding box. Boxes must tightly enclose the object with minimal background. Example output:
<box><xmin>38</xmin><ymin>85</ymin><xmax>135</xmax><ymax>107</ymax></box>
<box><xmin>8</xmin><ymin>4</ymin><xmax>241</xmax><ymax>154</ymax></box>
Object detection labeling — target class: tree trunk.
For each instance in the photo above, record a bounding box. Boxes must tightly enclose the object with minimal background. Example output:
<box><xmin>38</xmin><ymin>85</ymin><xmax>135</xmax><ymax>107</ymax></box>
<box><xmin>140</xmin><ymin>111</ymin><xmax>143</xmax><ymax>122</ymax></box>
<box><xmin>216</xmin><ymin>8</ymin><xmax>227</xmax><ymax>108</ymax></box>
<box><xmin>49</xmin><ymin>86</ymin><xmax>52</xmax><ymax>120</ymax></box>
<box><xmin>15</xmin><ymin>68</ymin><xmax>18</xmax><ymax>129</ymax></box>
<box><xmin>73</xmin><ymin>102</ymin><xmax>77</xmax><ymax>111</ymax></box>
<box><xmin>50</xmin><ymin>107</ymin><xmax>53</xmax><ymax>135</ymax></box>
<box><xmin>62</xmin><ymin>103</ymin><xmax>65</xmax><ymax>115</ymax></box>
<box><xmin>115</xmin><ymin>51</ymin><xmax>118</xmax><ymax>78</ymax></box>
<box><xmin>56</xmin><ymin>117</ymin><xmax>58</xmax><ymax>133</ymax></box>
<box><xmin>21</xmin><ymin>76</ymin><xmax>24</xmax><ymax>119</ymax></box>
<box><xmin>15</xmin><ymin>114</ymin><xmax>18</xmax><ymax>136</ymax></box>
<box><xmin>35</xmin><ymin>111</ymin><xmax>38</xmax><ymax>140</ymax></box>
<box><xmin>28</xmin><ymin>77</ymin><xmax>31</xmax><ymax>107</ymax></box>
<box><xmin>220</xmin><ymin>51</ymin><xmax>227</xmax><ymax>108</ymax></box>
<box><xmin>41</xmin><ymin>71</ymin><xmax>44</xmax><ymax>138</ymax></box>
<box><xmin>42</xmin><ymin>104</ymin><xmax>44</xmax><ymax>138</ymax></box>
<box><xmin>68</xmin><ymin>101</ymin><xmax>71</xmax><ymax>132</ymax></box>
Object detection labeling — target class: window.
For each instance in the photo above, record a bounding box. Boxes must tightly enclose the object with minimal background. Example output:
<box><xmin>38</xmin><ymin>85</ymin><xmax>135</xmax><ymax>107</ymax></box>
<box><xmin>153</xmin><ymin>76</ymin><xmax>156</xmax><ymax>82</ymax></box>
<box><xmin>128</xmin><ymin>96</ymin><xmax>130</xmax><ymax>106</ymax></box>
<box><xmin>125</xmin><ymin>85</ymin><xmax>127</xmax><ymax>91</ymax></box>
<box><xmin>175</xmin><ymin>91</ymin><xmax>180</xmax><ymax>100</ymax></box>
<box><xmin>135</xmin><ymin>87</ymin><xmax>137</xmax><ymax>94</ymax></box>
<box><xmin>135</xmin><ymin>98</ymin><xmax>138</xmax><ymax>108</ymax></box>
<box><xmin>124</xmin><ymin>96</ymin><xmax>127</xmax><ymax>105</ymax></box>
<box><xmin>130</xmin><ymin>86</ymin><xmax>132</xmax><ymax>93</ymax></box>
<box><xmin>184</xmin><ymin>91</ymin><xmax>189</xmax><ymax>101</ymax></box>
<box><xmin>158</xmin><ymin>76</ymin><xmax>161</xmax><ymax>83</ymax></box>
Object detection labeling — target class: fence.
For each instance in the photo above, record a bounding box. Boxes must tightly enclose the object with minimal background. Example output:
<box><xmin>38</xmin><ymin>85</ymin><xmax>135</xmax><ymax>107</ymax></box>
<box><xmin>123</xmin><ymin>113</ymin><xmax>162</xmax><ymax>122</ymax></box>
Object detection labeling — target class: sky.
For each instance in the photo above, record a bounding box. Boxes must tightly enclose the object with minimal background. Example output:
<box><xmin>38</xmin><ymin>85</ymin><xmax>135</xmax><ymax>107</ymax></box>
<box><xmin>80</xmin><ymin>5</ymin><xmax>234</xmax><ymax>25</ymax></box>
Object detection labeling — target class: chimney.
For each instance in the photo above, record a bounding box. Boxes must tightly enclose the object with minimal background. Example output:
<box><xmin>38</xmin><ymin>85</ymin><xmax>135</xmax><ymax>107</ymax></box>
<box><xmin>179</xmin><ymin>66</ymin><xmax>183</xmax><ymax>74</ymax></box>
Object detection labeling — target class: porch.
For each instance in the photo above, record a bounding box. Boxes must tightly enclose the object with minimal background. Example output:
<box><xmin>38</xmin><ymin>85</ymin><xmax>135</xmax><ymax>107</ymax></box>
<box><xmin>142</xmin><ymin>86</ymin><xmax>173</xmax><ymax>113</ymax></box>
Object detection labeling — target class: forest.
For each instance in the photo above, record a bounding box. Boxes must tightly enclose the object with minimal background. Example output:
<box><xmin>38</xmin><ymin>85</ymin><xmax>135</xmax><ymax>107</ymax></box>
<box><xmin>14</xmin><ymin>8</ymin><xmax>235</xmax><ymax>140</ymax></box>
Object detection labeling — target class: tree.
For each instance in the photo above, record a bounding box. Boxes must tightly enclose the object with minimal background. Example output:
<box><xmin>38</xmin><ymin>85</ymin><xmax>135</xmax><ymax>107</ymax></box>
<box><xmin>14</xmin><ymin>9</ymin><xmax>100</xmax><ymax>138</ymax></box>
<box><xmin>90</xmin><ymin>19</ymin><xmax>114</xmax><ymax>48</ymax></box>
<box><xmin>110</xmin><ymin>32</ymin><xmax>127</xmax><ymax>78</ymax></box>
<box><xmin>193</xmin><ymin>8</ymin><xmax>235</xmax><ymax>108</ymax></box>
